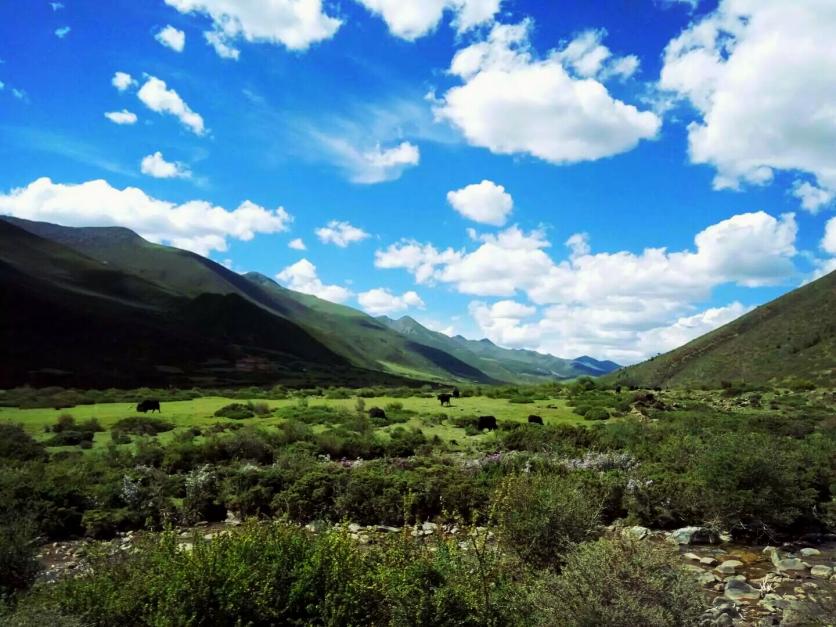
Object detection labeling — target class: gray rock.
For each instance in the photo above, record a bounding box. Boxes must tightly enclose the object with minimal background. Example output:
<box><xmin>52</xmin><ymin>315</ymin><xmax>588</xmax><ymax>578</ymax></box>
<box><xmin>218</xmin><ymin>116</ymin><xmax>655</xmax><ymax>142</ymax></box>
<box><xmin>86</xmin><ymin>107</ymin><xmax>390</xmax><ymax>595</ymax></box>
<box><xmin>697</xmin><ymin>571</ymin><xmax>720</xmax><ymax>586</ymax></box>
<box><xmin>810</xmin><ymin>565</ymin><xmax>832</xmax><ymax>579</ymax></box>
<box><xmin>716</xmin><ymin>559</ymin><xmax>743</xmax><ymax>574</ymax></box>
<box><xmin>348</xmin><ymin>523</ymin><xmax>362</xmax><ymax>533</ymax></box>
<box><xmin>725</xmin><ymin>578</ymin><xmax>760</xmax><ymax>601</ymax></box>
<box><xmin>700</xmin><ymin>556</ymin><xmax>718</xmax><ymax>566</ymax></box>
<box><xmin>759</xmin><ymin>593</ymin><xmax>790</xmax><ymax>612</ymax></box>
<box><xmin>799</xmin><ymin>547</ymin><xmax>820</xmax><ymax>557</ymax></box>
<box><xmin>765</xmin><ymin>548</ymin><xmax>808</xmax><ymax>572</ymax></box>
<box><xmin>670</xmin><ymin>526</ymin><xmax>718</xmax><ymax>545</ymax></box>
<box><xmin>683</xmin><ymin>552</ymin><xmax>702</xmax><ymax>561</ymax></box>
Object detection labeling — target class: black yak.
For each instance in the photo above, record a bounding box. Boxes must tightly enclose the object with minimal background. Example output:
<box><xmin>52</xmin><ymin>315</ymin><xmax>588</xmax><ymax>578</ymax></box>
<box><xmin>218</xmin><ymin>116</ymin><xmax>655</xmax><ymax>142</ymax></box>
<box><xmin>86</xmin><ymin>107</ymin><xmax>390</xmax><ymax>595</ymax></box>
<box><xmin>368</xmin><ymin>407</ymin><xmax>386</xmax><ymax>419</ymax></box>
<box><xmin>527</xmin><ymin>415</ymin><xmax>543</xmax><ymax>425</ymax></box>
<box><xmin>452</xmin><ymin>387</ymin><xmax>460</xmax><ymax>398</ymax></box>
<box><xmin>477</xmin><ymin>415</ymin><xmax>497</xmax><ymax>431</ymax></box>
<box><xmin>136</xmin><ymin>399</ymin><xmax>161</xmax><ymax>413</ymax></box>
<box><xmin>437</xmin><ymin>393</ymin><xmax>452</xmax><ymax>407</ymax></box>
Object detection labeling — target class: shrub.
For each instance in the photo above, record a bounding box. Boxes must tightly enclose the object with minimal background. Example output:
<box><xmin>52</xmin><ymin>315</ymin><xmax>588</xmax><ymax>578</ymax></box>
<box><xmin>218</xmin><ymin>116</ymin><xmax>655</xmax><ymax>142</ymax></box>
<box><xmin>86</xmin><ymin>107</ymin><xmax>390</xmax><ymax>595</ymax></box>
<box><xmin>45</xmin><ymin>430</ymin><xmax>93</xmax><ymax>447</ymax></box>
<box><xmin>537</xmin><ymin>536</ymin><xmax>705</xmax><ymax>627</ymax></box>
<box><xmin>111</xmin><ymin>416</ymin><xmax>174</xmax><ymax>436</ymax></box>
<box><xmin>584</xmin><ymin>407</ymin><xmax>610</xmax><ymax>421</ymax></box>
<box><xmin>0</xmin><ymin>424</ymin><xmax>45</xmax><ymax>461</ymax></box>
<box><xmin>213</xmin><ymin>403</ymin><xmax>254</xmax><ymax>420</ymax></box>
<box><xmin>492</xmin><ymin>473</ymin><xmax>601</xmax><ymax>569</ymax></box>
<box><xmin>0</xmin><ymin>520</ymin><xmax>40</xmax><ymax>599</ymax></box>
<box><xmin>250</xmin><ymin>402</ymin><xmax>271</xmax><ymax>416</ymax></box>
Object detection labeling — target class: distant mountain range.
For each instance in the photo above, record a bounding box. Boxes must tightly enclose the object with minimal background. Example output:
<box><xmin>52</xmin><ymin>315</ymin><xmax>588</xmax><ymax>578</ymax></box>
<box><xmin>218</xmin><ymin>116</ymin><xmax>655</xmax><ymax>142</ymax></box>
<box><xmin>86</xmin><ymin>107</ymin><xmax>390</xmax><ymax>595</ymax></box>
<box><xmin>608</xmin><ymin>269</ymin><xmax>835</xmax><ymax>388</ymax></box>
<box><xmin>0</xmin><ymin>217</ymin><xmax>620</xmax><ymax>388</ymax></box>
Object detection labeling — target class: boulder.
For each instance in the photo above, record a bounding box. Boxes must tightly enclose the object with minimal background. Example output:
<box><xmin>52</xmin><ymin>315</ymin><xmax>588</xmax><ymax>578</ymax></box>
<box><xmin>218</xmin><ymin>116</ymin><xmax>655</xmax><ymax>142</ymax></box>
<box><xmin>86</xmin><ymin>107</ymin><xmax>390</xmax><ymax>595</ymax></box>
<box><xmin>759</xmin><ymin>593</ymin><xmax>790</xmax><ymax>612</ymax></box>
<box><xmin>799</xmin><ymin>547</ymin><xmax>820</xmax><ymax>557</ymax></box>
<box><xmin>810</xmin><ymin>565</ymin><xmax>832</xmax><ymax>579</ymax></box>
<box><xmin>670</xmin><ymin>526</ymin><xmax>718</xmax><ymax>545</ymax></box>
<box><xmin>724</xmin><ymin>578</ymin><xmax>760</xmax><ymax>601</ymax></box>
<box><xmin>716</xmin><ymin>560</ymin><xmax>744</xmax><ymax>575</ymax></box>
<box><xmin>765</xmin><ymin>548</ymin><xmax>808</xmax><ymax>572</ymax></box>
<box><xmin>700</xmin><ymin>557</ymin><xmax>718</xmax><ymax>566</ymax></box>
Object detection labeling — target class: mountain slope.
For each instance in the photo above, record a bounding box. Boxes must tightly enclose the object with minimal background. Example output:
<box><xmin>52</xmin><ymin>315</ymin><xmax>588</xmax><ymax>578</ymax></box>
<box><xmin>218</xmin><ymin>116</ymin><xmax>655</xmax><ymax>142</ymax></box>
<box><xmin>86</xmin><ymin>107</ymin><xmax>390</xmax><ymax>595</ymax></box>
<box><xmin>609</xmin><ymin>270</ymin><xmax>836</xmax><ymax>388</ymax></box>
<box><xmin>0</xmin><ymin>220</ymin><xmax>398</xmax><ymax>388</ymax></box>
<box><xmin>377</xmin><ymin>316</ymin><xmax>620</xmax><ymax>382</ymax></box>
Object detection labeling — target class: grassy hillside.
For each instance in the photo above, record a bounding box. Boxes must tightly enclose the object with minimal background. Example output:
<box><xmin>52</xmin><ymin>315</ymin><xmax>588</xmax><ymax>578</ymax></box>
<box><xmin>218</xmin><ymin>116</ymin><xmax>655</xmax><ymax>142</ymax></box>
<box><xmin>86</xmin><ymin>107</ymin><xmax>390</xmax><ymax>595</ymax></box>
<box><xmin>609</xmin><ymin>270</ymin><xmax>836</xmax><ymax>388</ymax></box>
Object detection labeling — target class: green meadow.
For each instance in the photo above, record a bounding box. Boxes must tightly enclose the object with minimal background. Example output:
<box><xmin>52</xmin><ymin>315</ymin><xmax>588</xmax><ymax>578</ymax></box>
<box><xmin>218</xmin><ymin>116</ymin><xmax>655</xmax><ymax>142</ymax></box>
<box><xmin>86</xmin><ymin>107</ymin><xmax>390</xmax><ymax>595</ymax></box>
<box><xmin>0</xmin><ymin>394</ymin><xmax>587</xmax><ymax>450</ymax></box>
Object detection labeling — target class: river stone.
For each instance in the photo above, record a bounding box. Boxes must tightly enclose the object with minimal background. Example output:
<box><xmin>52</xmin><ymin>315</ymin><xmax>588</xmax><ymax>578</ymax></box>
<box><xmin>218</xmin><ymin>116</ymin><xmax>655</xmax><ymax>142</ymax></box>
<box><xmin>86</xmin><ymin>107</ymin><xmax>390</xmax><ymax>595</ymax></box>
<box><xmin>683</xmin><ymin>552</ymin><xmax>702</xmax><ymax>561</ymax></box>
<box><xmin>670</xmin><ymin>526</ymin><xmax>718</xmax><ymax>545</ymax></box>
<box><xmin>799</xmin><ymin>547</ymin><xmax>820</xmax><ymax>557</ymax></box>
<box><xmin>766</xmin><ymin>548</ymin><xmax>808</xmax><ymax>572</ymax></box>
<box><xmin>716</xmin><ymin>560</ymin><xmax>743</xmax><ymax>574</ymax></box>
<box><xmin>697</xmin><ymin>571</ymin><xmax>720</xmax><ymax>586</ymax></box>
<box><xmin>700</xmin><ymin>556</ymin><xmax>718</xmax><ymax>566</ymax></box>
<box><xmin>759</xmin><ymin>593</ymin><xmax>790</xmax><ymax>612</ymax></box>
<box><xmin>725</xmin><ymin>578</ymin><xmax>760</xmax><ymax>601</ymax></box>
<box><xmin>810</xmin><ymin>565</ymin><xmax>832</xmax><ymax>579</ymax></box>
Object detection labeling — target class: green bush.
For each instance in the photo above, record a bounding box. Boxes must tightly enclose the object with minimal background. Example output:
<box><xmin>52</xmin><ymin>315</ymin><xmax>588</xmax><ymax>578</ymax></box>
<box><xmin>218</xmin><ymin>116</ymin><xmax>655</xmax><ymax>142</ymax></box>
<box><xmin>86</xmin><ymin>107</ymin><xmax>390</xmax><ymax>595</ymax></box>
<box><xmin>492</xmin><ymin>473</ymin><xmax>601</xmax><ymax>569</ymax></box>
<box><xmin>0</xmin><ymin>424</ymin><xmax>45</xmax><ymax>461</ymax></box>
<box><xmin>584</xmin><ymin>407</ymin><xmax>610</xmax><ymax>421</ymax></box>
<box><xmin>536</xmin><ymin>536</ymin><xmax>705</xmax><ymax>627</ymax></box>
<box><xmin>111</xmin><ymin>416</ymin><xmax>174</xmax><ymax>436</ymax></box>
<box><xmin>213</xmin><ymin>403</ymin><xmax>254</xmax><ymax>420</ymax></box>
<box><xmin>0</xmin><ymin>520</ymin><xmax>40</xmax><ymax>599</ymax></box>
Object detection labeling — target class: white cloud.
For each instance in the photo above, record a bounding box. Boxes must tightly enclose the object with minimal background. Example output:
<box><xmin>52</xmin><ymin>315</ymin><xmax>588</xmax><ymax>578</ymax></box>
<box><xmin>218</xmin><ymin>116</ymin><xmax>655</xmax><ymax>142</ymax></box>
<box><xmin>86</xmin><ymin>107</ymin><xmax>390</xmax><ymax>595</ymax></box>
<box><xmin>355</xmin><ymin>0</ymin><xmax>501</xmax><ymax>40</ymax></box>
<box><xmin>313</xmin><ymin>138</ymin><xmax>420</xmax><ymax>184</ymax></box>
<box><xmin>377</xmin><ymin>212</ymin><xmax>799</xmax><ymax>361</ymax></box>
<box><xmin>659</xmin><ymin>0</ymin><xmax>836</xmax><ymax>207</ymax></box>
<box><xmin>556</xmin><ymin>29</ymin><xmax>640</xmax><ymax>81</ymax></box>
<box><xmin>447</xmin><ymin>179</ymin><xmax>513</xmax><ymax>226</ymax></box>
<box><xmin>276</xmin><ymin>258</ymin><xmax>352</xmax><ymax>303</ymax></box>
<box><xmin>54</xmin><ymin>26</ymin><xmax>70</xmax><ymax>39</ymax></box>
<box><xmin>112</xmin><ymin>72</ymin><xmax>136</xmax><ymax>92</ymax></box>
<box><xmin>104</xmin><ymin>109</ymin><xmax>138</xmax><ymax>125</ymax></box>
<box><xmin>357</xmin><ymin>288</ymin><xmax>425</xmax><ymax>315</ymax></box>
<box><xmin>315</xmin><ymin>220</ymin><xmax>370</xmax><ymax>247</ymax></box>
<box><xmin>204</xmin><ymin>30</ymin><xmax>240</xmax><ymax>59</ymax></box>
<box><xmin>140</xmin><ymin>151</ymin><xmax>191</xmax><ymax>179</ymax></box>
<box><xmin>435</xmin><ymin>21</ymin><xmax>660</xmax><ymax>164</ymax></box>
<box><xmin>793</xmin><ymin>181</ymin><xmax>834</xmax><ymax>214</ymax></box>
<box><xmin>288</xmin><ymin>237</ymin><xmax>307</xmax><ymax>250</ymax></box>
<box><xmin>11</xmin><ymin>88</ymin><xmax>26</xmax><ymax>101</ymax></box>
<box><xmin>156</xmin><ymin>25</ymin><xmax>186</xmax><ymax>52</ymax></box>
<box><xmin>164</xmin><ymin>0</ymin><xmax>341</xmax><ymax>56</ymax></box>
<box><xmin>137</xmin><ymin>76</ymin><xmax>205</xmax><ymax>135</ymax></box>
<box><xmin>823</xmin><ymin>216</ymin><xmax>836</xmax><ymax>256</ymax></box>
<box><xmin>0</xmin><ymin>177</ymin><xmax>291</xmax><ymax>256</ymax></box>
<box><xmin>50</xmin><ymin>2</ymin><xmax>64</xmax><ymax>10</ymax></box>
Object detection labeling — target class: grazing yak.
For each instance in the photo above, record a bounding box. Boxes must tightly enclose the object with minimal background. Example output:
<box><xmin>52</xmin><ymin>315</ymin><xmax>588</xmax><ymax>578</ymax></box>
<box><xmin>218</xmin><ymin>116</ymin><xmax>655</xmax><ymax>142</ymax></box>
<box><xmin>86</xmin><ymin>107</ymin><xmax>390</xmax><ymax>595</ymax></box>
<box><xmin>452</xmin><ymin>387</ymin><xmax>460</xmax><ymax>399</ymax></box>
<box><xmin>477</xmin><ymin>415</ymin><xmax>497</xmax><ymax>431</ymax></box>
<box><xmin>136</xmin><ymin>399</ymin><xmax>161</xmax><ymax>413</ymax></box>
<box><xmin>368</xmin><ymin>407</ymin><xmax>386</xmax><ymax>419</ymax></box>
<box><xmin>527</xmin><ymin>415</ymin><xmax>543</xmax><ymax>425</ymax></box>
<box><xmin>437</xmin><ymin>393</ymin><xmax>452</xmax><ymax>407</ymax></box>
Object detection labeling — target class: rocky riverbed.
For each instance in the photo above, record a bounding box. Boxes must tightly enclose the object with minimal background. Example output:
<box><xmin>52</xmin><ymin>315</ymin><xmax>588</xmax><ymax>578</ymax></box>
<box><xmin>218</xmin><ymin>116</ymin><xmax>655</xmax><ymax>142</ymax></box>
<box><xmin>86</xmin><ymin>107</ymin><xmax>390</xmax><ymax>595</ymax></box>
<box><xmin>37</xmin><ymin>519</ymin><xmax>836</xmax><ymax>626</ymax></box>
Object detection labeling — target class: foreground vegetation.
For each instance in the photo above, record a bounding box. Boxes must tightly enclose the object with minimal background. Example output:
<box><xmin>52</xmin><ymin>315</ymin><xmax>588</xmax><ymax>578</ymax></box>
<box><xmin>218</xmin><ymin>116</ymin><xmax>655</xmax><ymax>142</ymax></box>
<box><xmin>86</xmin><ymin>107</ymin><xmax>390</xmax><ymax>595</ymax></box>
<box><xmin>1</xmin><ymin>380</ymin><xmax>834</xmax><ymax>624</ymax></box>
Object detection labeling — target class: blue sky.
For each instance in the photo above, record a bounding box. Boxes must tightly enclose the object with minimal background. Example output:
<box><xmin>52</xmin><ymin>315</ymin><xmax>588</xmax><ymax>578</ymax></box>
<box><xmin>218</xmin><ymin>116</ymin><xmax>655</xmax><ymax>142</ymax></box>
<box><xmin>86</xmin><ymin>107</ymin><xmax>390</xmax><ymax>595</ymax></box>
<box><xmin>1</xmin><ymin>0</ymin><xmax>835</xmax><ymax>363</ymax></box>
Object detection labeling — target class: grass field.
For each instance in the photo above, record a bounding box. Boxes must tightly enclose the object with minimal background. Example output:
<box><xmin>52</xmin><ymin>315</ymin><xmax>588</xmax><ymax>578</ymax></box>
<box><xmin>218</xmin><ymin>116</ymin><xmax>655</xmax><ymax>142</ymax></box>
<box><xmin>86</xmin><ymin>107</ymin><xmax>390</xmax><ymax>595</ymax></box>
<box><xmin>0</xmin><ymin>395</ymin><xmax>587</xmax><ymax>450</ymax></box>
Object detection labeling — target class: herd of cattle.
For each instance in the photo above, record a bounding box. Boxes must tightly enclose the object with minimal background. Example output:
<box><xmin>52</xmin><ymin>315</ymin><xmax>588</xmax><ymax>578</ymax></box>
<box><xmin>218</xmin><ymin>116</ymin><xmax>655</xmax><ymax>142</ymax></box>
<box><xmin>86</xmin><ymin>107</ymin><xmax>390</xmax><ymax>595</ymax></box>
<box><xmin>135</xmin><ymin>391</ymin><xmax>547</xmax><ymax>432</ymax></box>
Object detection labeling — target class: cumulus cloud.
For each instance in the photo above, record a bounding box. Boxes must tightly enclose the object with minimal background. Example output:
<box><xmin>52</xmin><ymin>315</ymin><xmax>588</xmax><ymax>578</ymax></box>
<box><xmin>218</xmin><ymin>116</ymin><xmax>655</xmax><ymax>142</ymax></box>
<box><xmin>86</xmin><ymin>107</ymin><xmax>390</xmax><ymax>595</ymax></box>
<box><xmin>435</xmin><ymin>21</ymin><xmax>660</xmax><ymax>164</ymax></box>
<box><xmin>288</xmin><ymin>238</ymin><xmax>307</xmax><ymax>250</ymax></box>
<box><xmin>140</xmin><ymin>151</ymin><xmax>191</xmax><ymax>179</ymax></box>
<box><xmin>315</xmin><ymin>220</ymin><xmax>370</xmax><ymax>247</ymax></box>
<box><xmin>204</xmin><ymin>30</ymin><xmax>240</xmax><ymax>59</ymax></box>
<box><xmin>355</xmin><ymin>0</ymin><xmax>502</xmax><ymax>40</ymax></box>
<box><xmin>276</xmin><ymin>259</ymin><xmax>352</xmax><ymax>303</ymax></box>
<box><xmin>54</xmin><ymin>26</ymin><xmax>70</xmax><ymax>39</ymax></box>
<box><xmin>556</xmin><ymin>29</ymin><xmax>640</xmax><ymax>81</ymax></box>
<box><xmin>156</xmin><ymin>25</ymin><xmax>185</xmax><ymax>51</ymax></box>
<box><xmin>112</xmin><ymin>71</ymin><xmax>136</xmax><ymax>92</ymax></box>
<box><xmin>357</xmin><ymin>288</ymin><xmax>425</xmax><ymax>315</ymax></box>
<box><xmin>0</xmin><ymin>177</ymin><xmax>291</xmax><ymax>256</ymax></box>
<box><xmin>659</xmin><ymin>0</ymin><xmax>836</xmax><ymax>208</ymax></box>
<box><xmin>104</xmin><ymin>109</ymin><xmax>138</xmax><ymax>125</ymax></box>
<box><xmin>793</xmin><ymin>181</ymin><xmax>834</xmax><ymax>214</ymax></box>
<box><xmin>447</xmin><ymin>179</ymin><xmax>513</xmax><ymax>226</ymax></box>
<box><xmin>377</xmin><ymin>212</ymin><xmax>799</xmax><ymax>361</ymax></box>
<box><xmin>164</xmin><ymin>0</ymin><xmax>341</xmax><ymax>57</ymax></box>
<box><xmin>137</xmin><ymin>76</ymin><xmax>205</xmax><ymax>135</ymax></box>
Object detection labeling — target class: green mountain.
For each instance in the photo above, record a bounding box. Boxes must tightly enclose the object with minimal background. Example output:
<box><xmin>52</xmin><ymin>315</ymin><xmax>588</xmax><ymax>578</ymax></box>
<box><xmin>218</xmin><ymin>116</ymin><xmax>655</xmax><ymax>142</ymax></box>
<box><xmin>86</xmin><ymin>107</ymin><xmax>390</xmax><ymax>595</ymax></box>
<box><xmin>1</xmin><ymin>217</ymin><xmax>620</xmax><ymax>387</ymax></box>
<box><xmin>608</xmin><ymin>270</ymin><xmax>836</xmax><ymax>388</ymax></box>
<box><xmin>377</xmin><ymin>316</ymin><xmax>620</xmax><ymax>383</ymax></box>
